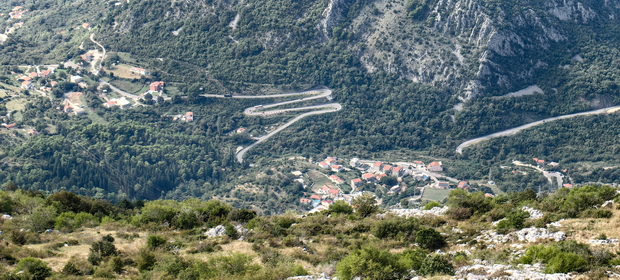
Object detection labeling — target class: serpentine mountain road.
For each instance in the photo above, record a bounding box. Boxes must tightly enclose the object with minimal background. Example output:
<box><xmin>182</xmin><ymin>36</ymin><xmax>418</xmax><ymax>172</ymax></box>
<box><xmin>202</xmin><ymin>88</ymin><xmax>341</xmax><ymax>163</ymax></box>
<box><xmin>456</xmin><ymin>105</ymin><xmax>620</xmax><ymax>154</ymax></box>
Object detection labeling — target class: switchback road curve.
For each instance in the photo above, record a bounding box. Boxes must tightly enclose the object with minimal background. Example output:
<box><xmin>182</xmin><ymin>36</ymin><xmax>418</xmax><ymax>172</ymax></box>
<box><xmin>202</xmin><ymin>88</ymin><xmax>341</xmax><ymax>163</ymax></box>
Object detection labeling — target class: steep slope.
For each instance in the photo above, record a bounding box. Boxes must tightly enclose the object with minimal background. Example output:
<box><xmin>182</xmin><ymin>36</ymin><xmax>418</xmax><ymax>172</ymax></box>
<box><xmin>337</xmin><ymin>0</ymin><xmax>620</xmax><ymax>98</ymax></box>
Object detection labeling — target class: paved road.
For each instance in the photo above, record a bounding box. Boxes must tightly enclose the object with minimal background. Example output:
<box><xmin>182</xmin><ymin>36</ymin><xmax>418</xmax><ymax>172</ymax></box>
<box><xmin>98</xmin><ymin>79</ymin><xmax>141</xmax><ymax>101</ymax></box>
<box><xmin>204</xmin><ymin>88</ymin><xmax>341</xmax><ymax>163</ymax></box>
<box><xmin>456</xmin><ymin>105</ymin><xmax>620</xmax><ymax>154</ymax></box>
<box><xmin>513</xmin><ymin>161</ymin><xmax>563</xmax><ymax>189</ymax></box>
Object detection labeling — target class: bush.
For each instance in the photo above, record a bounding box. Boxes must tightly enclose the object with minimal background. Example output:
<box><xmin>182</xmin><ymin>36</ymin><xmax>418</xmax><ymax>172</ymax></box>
<box><xmin>352</xmin><ymin>193</ymin><xmax>379</xmax><ymax>217</ymax></box>
<box><xmin>446</xmin><ymin>207</ymin><xmax>472</xmax><ymax>220</ymax></box>
<box><xmin>146</xmin><ymin>235</ymin><xmax>167</xmax><ymax>250</ymax></box>
<box><xmin>327</xmin><ymin>200</ymin><xmax>353</xmax><ymax>215</ymax></box>
<box><xmin>372</xmin><ymin>217</ymin><xmax>418</xmax><ymax>239</ymax></box>
<box><xmin>423</xmin><ymin>201</ymin><xmax>442</xmax><ymax>210</ymax></box>
<box><xmin>496</xmin><ymin>210</ymin><xmax>529</xmax><ymax>234</ymax></box>
<box><xmin>418</xmin><ymin>254</ymin><xmax>454</xmax><ymax>276</ymax></box>
<box><xmin>415</xmin><ymin>228</ymin><xmax>446</xmax><ymax>250</ymax></box>
<box><xmin>15</xmin><ymin>257</ymin><xmax>52</xmax><ymax>280</ymax></box>
<box><xmin>544</xmin><ymin>252</ymin><xmax>588</xmax><ymax>273</ymax></box>
<box><xmin>336</xmin><ymin>247</ymin><xmax>407</xmax><ymax>280</ymax></box>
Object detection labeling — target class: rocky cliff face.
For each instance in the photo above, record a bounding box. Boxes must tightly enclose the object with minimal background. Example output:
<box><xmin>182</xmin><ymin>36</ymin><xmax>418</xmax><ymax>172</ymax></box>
<box><xmin>326</xmin><ymin>0</ymin><xmax>620</xmax><ymax>98</ymax></box>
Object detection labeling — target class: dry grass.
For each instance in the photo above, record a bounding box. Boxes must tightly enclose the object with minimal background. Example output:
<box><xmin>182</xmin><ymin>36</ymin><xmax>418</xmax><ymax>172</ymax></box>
<box><xmin>5</xmin><ymin>99</ymin><xmax>25</xmax><ymax>111</ymax></box>
<box><xmin>559</xmin><ymin>206</ymin><xmax>620</xmax><ymax>253</ymax></box>
<box><xmin>105</xmin><ymin>64</ymin><xmax>143</xmax><ymax>80</ymax></box>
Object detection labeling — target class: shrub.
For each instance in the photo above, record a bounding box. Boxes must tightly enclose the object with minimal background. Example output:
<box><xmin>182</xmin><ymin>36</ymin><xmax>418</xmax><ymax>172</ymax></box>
<box><xmin>496</xmin><ymin>210</ymin><xmax>529</xmax><ymax>234</ymax></box>
<box><xmin>447</xmin><ymin>207</ymin><xmax>472</xmax><ymax>220</ymax></box>
<box><xmin>352</xmin><ymin>193</ymin><xmax>379</xmax><ymax>217</ymax></box>
<box><xmin>372</xmin><ymin>217</ymin><xmax>418</xmax><ymax>239</ymax></box>
<box><xmin>415</xmin><ymin>228</ymin><xmax>446</xmax><ymax>250</ymax></box>
<box><xmin>544</xmin><ymin>252</ymin><xmax>588</xmax><ymax>273</ymax></box>
<box><xmin>336</xmin><ymin>247</ymin><xmax>407</xmax><ymax>280</ymax></box>
<box><xmin>423</xmin><ymin>201</ymin><xmax>442</xmax><ymax>210</ymax></box>
<box><xmin>15</xmin><ymin>257</ymin><xmax>52</xmax><ymax>280</ymax></box>
<box><xmin>328</xmin><ymin>200</ymin><xmax>353</xmax><ymax>215</ymax></box>
<box><xmin>417</xmin><ymin>254</ymin><xmax>454</xmax><ymax>276</ymax></box>
<box><xmin>146</xmin><ymin>235</ymin><xmax>167</xmax><ymax>250</ymax></box>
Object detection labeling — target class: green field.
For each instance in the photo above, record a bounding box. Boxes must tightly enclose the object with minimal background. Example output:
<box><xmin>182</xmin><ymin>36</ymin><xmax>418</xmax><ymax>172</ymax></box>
<box><xmin>421</xmin><ymin>188</ymin><xmax>452</xmax><ymax>202</ymax></box>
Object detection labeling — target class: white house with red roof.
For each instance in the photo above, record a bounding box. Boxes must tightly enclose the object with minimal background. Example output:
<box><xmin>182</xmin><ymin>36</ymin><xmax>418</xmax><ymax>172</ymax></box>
<box><xmin>457</xmin><ymin>181</ymin><xmax>469</xmax><ymax>189</ymax></box>
<box><xmin>331</xmin><ymin>164</ymin><xmax>343</xmax><ymax>172</ymax></box>
<box><xmin>351</xmin><ymin>178</ymin><xmax>363</xmax><ymax>189</ymax></box>
<box><xmin>382</xmin><ymin>165</ymin><xmax>393</xmax><ymax>174</ymax></box>
<box><xmin>330</xmin><ymin>175</ymin><xmax>344</xmax><ymax>184</ymax></box>
<box><xmin>327</xmin><ymin>188</ymin><xmax>340</xmax><ymax>197</ymax></box>
<box><xmin>392</xmin><ymin>166</ymin><xmax>404</xmax><ymax>177</ymax></box>
<box><xmin>318</xmin><ymin>161</ymin><xmax>330</xmax><ymax>169</ymax></box>
<box><xmin>362</xmin><ymin>173</ymin><xmax>376</xmax><ymax>182</ymax></box>
<box><xmin>427</xmin><ymin>161</ymin><xmax>443</xmax><ymax>172</ymax></box>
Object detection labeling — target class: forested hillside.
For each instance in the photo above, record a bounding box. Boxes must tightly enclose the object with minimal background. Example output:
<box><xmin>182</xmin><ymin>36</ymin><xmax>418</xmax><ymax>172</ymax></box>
<box><xmin>0</xmin><ymin>0</ymin><xmax>619</xmax><ymax>205</ymax></box>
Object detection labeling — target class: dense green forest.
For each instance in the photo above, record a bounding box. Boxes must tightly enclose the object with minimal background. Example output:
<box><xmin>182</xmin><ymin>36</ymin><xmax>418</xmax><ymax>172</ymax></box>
<box><xmin>0</xmin><ymin>0</ymin><xmax>619</xmax><ymax>205</ymax></box>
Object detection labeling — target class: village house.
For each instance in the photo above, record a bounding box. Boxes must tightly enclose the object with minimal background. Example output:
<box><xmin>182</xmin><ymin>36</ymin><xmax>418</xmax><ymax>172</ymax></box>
<box><xmin>236</xmin><ymin>127</ymin><xmax>246</xmax><ymax>133</ymax></box>
<box><xmin>29</xmin><ymin>72</ymin><xmax>38</xmax><ymax>78</ymax></box>
<box><xmin>485</xmin><ymin>193</ymin><xmax>495</xmax><ymax>198</ymax></box>
<box><xmin>533</xmin><ymin>158</ymin><xmax>546</xmax><ymax>166</ymax></box>
<box><xmin>318</xmin><ymin>185</ymin><xmax>331</xmax><ymax>195</ymax></box>
<box><xmin>299</xmin><ymin>198</ymin><xmax>311</xmax><ymax>204</ymax></box>
<box><xmin>436</xmin><ymin>181</ymin><xmax>450</xmax><ymax>189</ymax></box>
<box><xmin>376</xmin><ymin>174</ymin><xmax>387</xmax><ymax>182</ymax></box>
<box><xmin>412</xmin><ymin>161</ymin><xmax>425</xmax><ymax>169</ymax></box>
<box><xmin>349</xmin><ymin>158</ymin><xmax>360</xmax><ymax>167</ymax></box>
<box><xmin>330</xmin><ymin>175</ymin><xmax>344</xmax><ymax>184</ymax></box>
<box><xmin>325</xmin><ymin>157</ymin><xmax>338</xmax><ymax>165</ymax></box>
<box><xmin>392</xmin><ymin>166</ymin><xmax>404</xmax><ymax>177</ymax></box>
<box><xmin>21</xmin><ymin>81</ymin><xmax>33</xmax><ymax>90</ymax></box>
<box><xmin>39</xmin><ymin>69</ymin><xmax>53</xmax><ymax>77</ymax></box>
<box><xmin>457</xmin><ymin>181</ymin><xmax>470</xmax><ymax>189</ymax></box>
<box><xmin>321</xmin><ymin>200</ymin><xmax>333</xmax><ymax>207</ymax></box>
<box><xmin>330</xmin><ymin>164</ymin><xmax>343</xmax><ymax>172</ymax></box>
<box><xmin>427</xmin><ymin>161</ymin><xmax>443</xmax><ymax>172</ymax></box>
<box><xmin>310</xmin><ymin>194</ymin><xmax>322</xmax><ymax>201</ymax></box>
<box><xmin>362</xmin><ymin>173</ymin><xmax>376</xmax><ymax>182</ymax></box>
<box><xmin>563</xmin><ymin>184</ymin><xmax>573</xmax><ymax>188</ymax></box>
<box><xmin>351</xmin><ymin>178</ymin><xmax>363</xmax><ymax>189</ymax></box>
<box><xmin>185</xmin><ymin>112</ymin><xmax>194</xmax><ymax>122</ymax></box>
<box><xmin>371</xmin><ymin>161</ymin><xmax>383</xmax><ymax>172</ymax></box>
<box><xmin>327</xmin><ymin>188</ymin><xmax>339</xmax><ymax>197</ymax></box>
<box><xmin>149</xmin><ymin>81</ymin><xmax>165</xmax><ymax>92</ymax></box>
<box><xmin>318</xmin><ymin>161</ymin><xmax>330</xmax><ymax>169</ymax></box>
<box><xmin>70</xmin><ymin>75</ymin><xmax>83</xmax><ymax>83</ymax></box>
<box><xmin>103</xmin><ymin>101</ymin><xmax>118</xmax><ymax>108</ymax></box>
<box><xmin>130</xmin><ymin>67</ymin><xmax>149</xmax><ymax>75</ymax></box>
<box><xmin>382</xmin><ymin>165</ymin><xmax>393</xmax><ymax>174</ymax></box>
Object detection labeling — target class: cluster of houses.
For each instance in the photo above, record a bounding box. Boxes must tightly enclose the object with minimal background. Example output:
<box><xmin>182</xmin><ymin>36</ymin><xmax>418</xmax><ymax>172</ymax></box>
<box><xmin>17</xmin><ymin>68</ymin><xmax>56</xmax><ymax>92</ymax></box>
<box><xmin>349</xmin><ymin>160</ymin><xmax>437</xmax><ymax>190</ymax></box>
<box><xmin>299</xmin><ymin>184</ymin><xmax>343</xmax><ymax>207</ymax></box>
<box><xmin>9</xmin><ymin>6</ymin><xmax>24</xmax><ymax>19</ymax></box>
<box><xmin>317</xmin><ymin>157</ymin><xmax>344</xmax><ymax>172</ymax></box>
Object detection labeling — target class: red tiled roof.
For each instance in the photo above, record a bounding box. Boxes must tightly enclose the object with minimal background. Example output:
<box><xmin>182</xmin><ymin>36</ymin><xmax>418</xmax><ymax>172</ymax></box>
<box><xmin>328</xmin><ymin>189</ymin><xmax>339</xmax><ymax>195</ymax></box>
<box><xmin>373</xmin><ymin>161</ymin><xmax>383</xmax><ymax>166</ymax></box>
<box><xmin>310</xmin><ymin>195</ymin><xmax>322</xmax><ymax>200</ymax></box>
<box><xmin>362</xmin><ymin>173</ymin><xmax>375</xmax><ymax>179</ymax></box>
<box><xmin>352</xmin><ymin>178</ymin><xmax>362</xmax><ymax>183</ymax></box>
<box><xmin>429</xmin><ymin>161</ymin><xmax>441</xmax><ymax>166</ymax></box>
